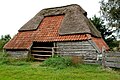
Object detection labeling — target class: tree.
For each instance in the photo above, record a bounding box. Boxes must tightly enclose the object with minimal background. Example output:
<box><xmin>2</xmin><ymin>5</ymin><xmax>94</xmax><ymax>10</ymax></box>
<box><xmin>1</xmin><ymin>34</ymin><xmax>11</xmax><ymax>42</ymax></box>
<box><xmin>90</xmin><ymin>15</ymin><xmax>114</xmax><ymax>41</ymax></box>
<box><xmin>90</xmin><ymin>15</ymin><xmax>117</xmax><ymax>48</ymax></box>
<box><xmin>0</xmin><ymin>34</ymin><xmax>11</xmax><ymax>50</ymax></box>
<box><xmin>100</xmin><ymin>0</ymin><xmax>120</xmax><ymax>40</ymax></box>
<box><xmin>90</xmin><ymin>15</ymin><xmax>106</xmax><ymax>40</ymax></box>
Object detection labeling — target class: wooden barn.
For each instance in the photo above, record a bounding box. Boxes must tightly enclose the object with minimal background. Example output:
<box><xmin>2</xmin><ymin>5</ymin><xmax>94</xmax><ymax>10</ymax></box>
<box><xmin>4</xmin><ymin>4</ymin><xmax>109</xmax><ymax>61</ymax></box>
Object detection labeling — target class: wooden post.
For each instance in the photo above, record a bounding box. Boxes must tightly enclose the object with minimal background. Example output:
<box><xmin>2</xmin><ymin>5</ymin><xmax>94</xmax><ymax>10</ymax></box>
<box><xmin>52</xmin><ymin>42</ymin><xmax>56</xmax><ymax>57</ymax></box>
<box><xmin>102</xmin><ymin>52</ymin><xmax>105</xmax><ymax>68</ymax></box>
<box><xmin>28</xmin><ymin>49</ymin><xmax>32</xmax><ymax>61</ymax></box>
<box><xmin>102</xmin><ymin>46</ymin><xmax>106</xmax><ymax>68</ymax></box>
<box><xmin>52</xmin><ymin>47</ymin><xmax>54</xmax><ymax>57</ymax></box>
<box><xmin>28</xmin><ymin>43</ymin><xmax>34</xmax><ymax>61</ymax></box>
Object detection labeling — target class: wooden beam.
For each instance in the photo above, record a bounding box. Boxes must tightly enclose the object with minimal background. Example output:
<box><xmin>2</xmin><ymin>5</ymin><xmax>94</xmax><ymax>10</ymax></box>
<box><xmin>31</xmin><ymin>54</ymin><xmax>52</xmax><ymax>57</ymax></box>
<box><xmin>105</xmin><ymin>57</ymin><xmax>120</xmax><ymax>62</ymax></box>
<box><xmin>55</xmin><ymin>51</ymin><xmax>96</xmax><ymax>54</ymax></box>
<box><xmin>32</xmin><ymin>50</ymin><xmax>52</xmax><ymax>53</ymax></box>
<box><xmin>32</xmin><ymin>47</ymin><xmax>52</xmax><ymax>49</ymax></box>
<box><xmin>57</xmin><ymin>49</ymin><xmax>96</xmax><ymax>51</ymax></box>
<box><xmin>105</xmin><ymin>52</ymin><xmax>120</xmax><ymax>57</ymax></box>
<box><xmin>57</xmin><ymin>44</ymin><xmax>91</xmax><ymax>46</ymax></box>
<box><xmin>88</xmin><ymin>40</ymin><xmax>100</xmax><ymax>53</ymax></box>
<box><xmin>34</xmin><ymin>58</ymin><xmax>46</xmax><ymax>61</ymax></box>
<box><xmin>105</xmin><ymin>62</ymin><xmax>120</xmax><ymax>68</ymax></box>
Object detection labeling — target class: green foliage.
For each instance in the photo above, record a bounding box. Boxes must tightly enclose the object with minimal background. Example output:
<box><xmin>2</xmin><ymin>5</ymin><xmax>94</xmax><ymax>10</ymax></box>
<box><xmin>0</xmin><ymin>34</ymin><xmax>11</xmax><ymax>50</ymax></box>
<box><xmin>0</xmin><ymin>52</ymin><xmax>30</xmax><ymax>66</ymax></box>
<box><xmin>90</xmin><ymin>15</ymin><xmax>119</xmax><ymax>49</ymax></box>
<box><xmin>0</xmin><ymin>40</ymin><xmax>6</xmax><ymax>50</ymax></box>
<box><xmin>42</xmin><ymin>56</ymin><xmax>72</xmax><ymax>69</ymax></box>
<box><xmin>100</xmin><ymin>0</ymin><xmax>120</xmax><ymax>27</ymax></box>
<box><xmin>1</xmin><ymin>34</ymin><xmax>11</xmax><ymax>42</ymax></box>
<box><xmin>90</xmin><ymin>15</ymin><xmax>108</xmax><ymax>40</ymax></box>
<box><xmin>109</xmin><ymin>40</ymin><xmax>120</xmax><ymax>51</ymax></box>
<box><xmin>100</xmin><ymin>0</ymin><xmax>120</xmax><ymax>37</ymax></box>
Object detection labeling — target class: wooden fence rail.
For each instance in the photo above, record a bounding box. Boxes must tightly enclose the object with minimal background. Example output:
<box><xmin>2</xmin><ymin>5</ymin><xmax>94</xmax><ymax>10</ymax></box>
<box><xmin>102</xmin><ymin>52</ymin><xmax>120</xmax><ymax>68</ymax></box>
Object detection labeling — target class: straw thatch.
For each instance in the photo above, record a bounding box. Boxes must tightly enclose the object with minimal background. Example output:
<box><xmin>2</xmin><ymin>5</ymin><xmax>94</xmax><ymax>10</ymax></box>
<box><xmin>19</xmin><ymin>4</ymin><xmax>101</xmax><ymax>37</ymax></box>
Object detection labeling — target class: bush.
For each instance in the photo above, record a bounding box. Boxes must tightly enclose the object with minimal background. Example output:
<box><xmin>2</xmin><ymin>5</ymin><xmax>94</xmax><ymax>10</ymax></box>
<box><xmin>42</xmin><ymin>56</ymin><xmax>72</xmax><ymax>69</ymax></box>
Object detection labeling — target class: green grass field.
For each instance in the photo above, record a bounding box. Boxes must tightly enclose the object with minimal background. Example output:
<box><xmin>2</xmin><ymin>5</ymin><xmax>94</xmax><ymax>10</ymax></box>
<box><xmin>0</xmin><ymin>62</ymin><xmax>120</xmax><ymax>80</ymax></box>
<box><xmin>0</xmin><ymin>52</ymin><xmax>120</xmax><ymax>80</ymax></box>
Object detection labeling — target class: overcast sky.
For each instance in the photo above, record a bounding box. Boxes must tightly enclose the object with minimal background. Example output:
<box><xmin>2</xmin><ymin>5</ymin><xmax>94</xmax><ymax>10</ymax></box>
<box><xmin>0</xmin><ymin>0</ymin><xmax>101</xmax><ymax>37</ymax></box>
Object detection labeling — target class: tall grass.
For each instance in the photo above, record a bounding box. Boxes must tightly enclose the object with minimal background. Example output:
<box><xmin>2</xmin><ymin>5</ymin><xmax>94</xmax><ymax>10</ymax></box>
<box><xmin>0</xmin><ymin>51</ymin><xmax>30</xmax><ymax>66</ymax></box>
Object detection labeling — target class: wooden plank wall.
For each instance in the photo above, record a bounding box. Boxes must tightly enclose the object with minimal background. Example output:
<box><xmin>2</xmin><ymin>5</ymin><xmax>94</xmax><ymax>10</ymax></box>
<box><xmin>56</xmin><ymin>41</ymin><xmax>98</xmax><ymax>61</ymax></box>
<box><xmin>102</xmin><ymin>52</ymin><xmax>120</xmax><ymax>68</ymax></box>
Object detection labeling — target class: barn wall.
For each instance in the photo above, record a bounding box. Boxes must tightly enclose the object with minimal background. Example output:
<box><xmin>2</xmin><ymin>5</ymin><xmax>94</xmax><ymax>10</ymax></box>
<box><xmin>6</xmin><ymin>51</ymin><xmax>29</xmax><ymax>59</ymax></box>
<box><xmin>56</xmin><ymin>41</ymin><xmax>98</xmax><ymax>60</ymax></box>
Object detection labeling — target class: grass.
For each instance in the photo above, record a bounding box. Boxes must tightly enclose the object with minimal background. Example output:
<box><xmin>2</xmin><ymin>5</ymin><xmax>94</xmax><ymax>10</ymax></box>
<box><xmin>0</xmin><ymin>52</ymin><xmax>120</xmax><ymax>80</ymax></box>
<box><xmin>0</xmin><ymin>63</ymin><xmax>120</xmax><ymax>80</ymax></box>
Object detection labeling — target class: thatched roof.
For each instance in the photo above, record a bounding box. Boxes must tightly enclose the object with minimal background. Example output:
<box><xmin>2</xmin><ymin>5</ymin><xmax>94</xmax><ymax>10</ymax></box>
<box><xmin>19</xmin><ymin>4</ymin><xmax>101</xmax><ymax>37</ymax></box>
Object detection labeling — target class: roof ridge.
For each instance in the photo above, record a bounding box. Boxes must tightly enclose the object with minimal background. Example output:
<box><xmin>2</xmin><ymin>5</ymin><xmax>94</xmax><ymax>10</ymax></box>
<box><xmin>42</xmin><ymin>4</ymin><xmax>86</xmax><ymax>13</ymax></box>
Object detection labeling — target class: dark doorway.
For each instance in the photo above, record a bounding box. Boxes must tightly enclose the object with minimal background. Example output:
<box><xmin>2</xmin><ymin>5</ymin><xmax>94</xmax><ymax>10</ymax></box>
<box><xmin>31</xmin><ymin>42</ymin><xmax>54</xmax><ymax>61</ymax></box>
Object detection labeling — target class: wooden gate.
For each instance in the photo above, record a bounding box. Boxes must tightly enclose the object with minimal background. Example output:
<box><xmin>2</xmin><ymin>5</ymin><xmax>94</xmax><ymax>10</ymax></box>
<box><xmin>102</xmin><ymin>52</ymin><xmax>120</xmax><ymax>68</ymax></box>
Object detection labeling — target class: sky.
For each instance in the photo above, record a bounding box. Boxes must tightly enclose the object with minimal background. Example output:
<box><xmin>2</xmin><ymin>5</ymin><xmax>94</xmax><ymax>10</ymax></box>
<box><xmin>0</xmin><ymin>0</ymin><xmax>101</xmax><ymax>37</ymax></box>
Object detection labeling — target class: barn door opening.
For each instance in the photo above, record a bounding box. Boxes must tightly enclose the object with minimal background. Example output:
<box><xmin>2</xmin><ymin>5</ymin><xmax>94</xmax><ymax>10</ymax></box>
<box><xmin>31</xmin><ymin>42</ymin><xmax>54</xmax><ymax>61</ymax></box>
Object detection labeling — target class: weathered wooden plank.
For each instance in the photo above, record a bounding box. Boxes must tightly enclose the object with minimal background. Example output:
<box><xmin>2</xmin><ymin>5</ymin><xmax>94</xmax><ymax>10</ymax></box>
<box><xmin>57</xmin><ymin>46</ymin><xmax>94</xmax><ymax>50</ymax></box>
<box><xmin>31</xmin><ymin>54</ymin><xmax>52</xmax><ymax>57</ymax></box>
<box><xmin>55</xmin><ymin>51</ymin><xmax>97</xmax><ymax>54</ymax></box>
<box><xmin>60</xmin><ymin>53</ymin><xmax>84</xmax><ymax>56</ymax></box>
<box><xmin>84</xmin><ymin>60</ymin><xmax>97</xmax><ymax>63</ymax></box>
<box><xmin>105</xmin><ymin>57</ymin><xmax>120</xmax><ymax>62</ymax></box>
<box><xmin>84</xmin><ymin>62</ymin><xmax>99</xmax><ymax>65</ymax></box>
<box><xmin>105</xmin><ymin>52</ymin><xmax>120</xmax><ymax>57</ymax></box>
<box><xmin>32</xmin><ymin>47</ymin><xmax>52</xmax><ymax>49</ymax></box>
<box><xmin>56</xmin><ymin>49</ymin><xmax>96</xmax><ymax>51</ymax></box>
<box><xmin>57</xmin><ymin>45</ymin><xmax>94</xmax><ymax>50</ymax></box>
<box><xmin>57</xmin><ymin>45</ymin><xmax>83</xmax><ymax>48</ymax></box>
<box><xmin>57</xmin><ymin>44</ymin><xmax>91</xmax><ymax>46</ymax></box>
<box><xmin>105</xmin><ymin>62</ymin><xmax>120</xmax><ymax>68</ymax></box>
<box><xmin>88</xmin><ymin>40</ymin><xmax>100</xmax><ymax>53</ymax></box>
<box><xmin>34</xmin><ymin>58</ymin><xmax>46</xmax><ymax>60</ymax></box>
<box><xmin>57</xmin><ymin>41</ymin><xmax>90</xmax><ymax>45</ymax></box>
<box><xmin>84</xmin><ymin>59</ymin><xmax>99</xmax><ymax>65</ymax></box>
<box><xmin>32</xmin><ymin>50</ymin><xmax>52</xmax><ymax>53</ymax></box>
